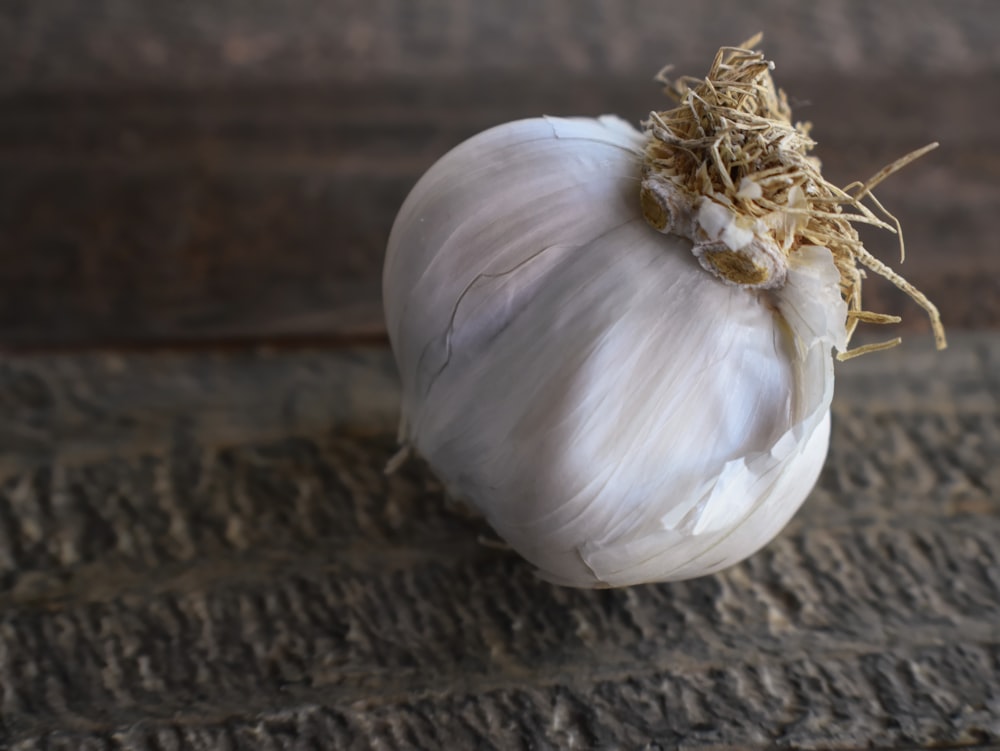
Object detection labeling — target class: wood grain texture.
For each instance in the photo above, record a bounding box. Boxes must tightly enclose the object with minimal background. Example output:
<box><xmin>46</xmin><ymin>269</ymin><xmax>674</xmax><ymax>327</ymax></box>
<box><xmin>0</xmin><ymin>0</ymin><xmax>998</xmax><ymax>346</ymax></box>
<box><xmin>1</xmin><ymin>0</ymin><xmax>998</xmax><ymax>90</ymax></box>
<box><xmin>0</xmin><ymin>334</ymin><xmax>997</xmax><ymax>749</ymax></box>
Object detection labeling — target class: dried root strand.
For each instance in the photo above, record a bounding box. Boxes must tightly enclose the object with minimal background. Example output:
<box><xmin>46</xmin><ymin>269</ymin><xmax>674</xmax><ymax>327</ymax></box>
<box><xmin>838</xmin><ymin>337</ymin><xmax>904</xmax><ymax>361</ymax></box>
<box><xmin>641</xmin><ymin>35</ymin><xmax>946</xmax><ymax>354</ymax></box>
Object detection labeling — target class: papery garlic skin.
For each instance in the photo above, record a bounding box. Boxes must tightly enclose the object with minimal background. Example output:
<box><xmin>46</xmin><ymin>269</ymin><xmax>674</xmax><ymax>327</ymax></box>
<box><xmin>384</xmin><ymin>116</ymin><xmax>846</xmax><ymax>588</ymax></box>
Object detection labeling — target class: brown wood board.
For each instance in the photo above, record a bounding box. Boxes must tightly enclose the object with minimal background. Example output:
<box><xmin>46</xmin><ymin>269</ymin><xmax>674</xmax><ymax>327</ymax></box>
<box><xmin>1</xmin><ymin>72</ymin><xmax>997</xmax><ymax>348</ymax></box>
<box><xmin>0</xmin><ymin>334</ymin><xmax>997</xmax><ymax>748</ymax></box>
<box><xmin>1</xmin><ymin>0</ymin><xmax>999</xmax><ymax>347</ymax></box>
<box><xmin>2</xmin><ymin>1</ymin><xmax>998</xmax><ymax>90</ymax></box>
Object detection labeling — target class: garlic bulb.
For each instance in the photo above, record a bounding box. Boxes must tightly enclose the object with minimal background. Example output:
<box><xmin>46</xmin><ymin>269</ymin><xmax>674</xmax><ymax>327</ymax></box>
<box><xmin>382</xmin><ymin>42</ymin><xmax>943</xmax><ymax>588</ymax></box>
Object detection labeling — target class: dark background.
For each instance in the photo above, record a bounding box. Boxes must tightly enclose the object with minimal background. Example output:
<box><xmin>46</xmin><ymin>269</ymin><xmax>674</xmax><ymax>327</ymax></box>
<box><xmin>1</xmin><ymin>0</ymin><xmax>997</xmax><ymax>349</ymax></box>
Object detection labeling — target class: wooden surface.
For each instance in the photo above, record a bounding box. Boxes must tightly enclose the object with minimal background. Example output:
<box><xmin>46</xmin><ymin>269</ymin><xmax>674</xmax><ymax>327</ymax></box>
<box><xmin>1</xmin><ymin>0</ymin><xmax>999</xmax><ymax>347</ymax></box>
<box><xmin>0</xmin><ymin>334</ymin><xmax>997</xmax><ymax>749</ymax></box>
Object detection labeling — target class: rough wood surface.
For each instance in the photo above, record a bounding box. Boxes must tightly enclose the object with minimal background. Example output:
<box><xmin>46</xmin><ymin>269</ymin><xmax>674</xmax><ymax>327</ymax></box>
<box><xmin>0</xmin><ymin>334</ymin><xmax>997</xmax><ymax>749</ymax></box>
<box><xmin>1</xmin><ymin>0</ymin><xmax>998</xmax><ymax>346</ymax></box>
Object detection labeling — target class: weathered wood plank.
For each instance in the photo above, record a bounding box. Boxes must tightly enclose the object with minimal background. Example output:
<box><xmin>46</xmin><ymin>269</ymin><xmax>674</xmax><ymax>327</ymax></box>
<box><xmin>0</xmin><ymin>335</ymin><xmax>997</xmax><ymax>748</ymax></box>
<box><xmin>1</xmin><ymin>71</ymin><xmax>997</xmax><ymax>346</ymax></box>
<box><xmin>1</xmin><ymin>0</ymin><xmax>997</xmax><ymax>346</ymax></box>
<box><xmin>0</xmin><ymin>332</ymin><xmax>993</xmax><ymax>468</ymax></box>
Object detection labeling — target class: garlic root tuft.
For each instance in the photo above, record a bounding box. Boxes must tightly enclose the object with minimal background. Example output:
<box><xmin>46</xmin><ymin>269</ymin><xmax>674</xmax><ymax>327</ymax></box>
<box><xmin>641</xmin><ymin>34</ymin><xmax>946</xmax><ymax>355</ymax></box>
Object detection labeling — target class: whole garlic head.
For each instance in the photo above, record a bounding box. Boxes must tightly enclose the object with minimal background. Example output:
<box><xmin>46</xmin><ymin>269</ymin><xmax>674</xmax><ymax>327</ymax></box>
<box><xmin>382</xmin><ymin>42</ymin><xmax>942</xmax><ymax>588</ymax></box>
<box><xmin>384</xmin><ymin>115</ymin><xmax>844</xmax><ymax>587</ymax></box>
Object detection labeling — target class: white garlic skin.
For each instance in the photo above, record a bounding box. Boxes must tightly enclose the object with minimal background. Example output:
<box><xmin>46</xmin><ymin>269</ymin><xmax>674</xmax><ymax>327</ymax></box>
<box><xmin>383</xmin><ymin>116</ymin><xmax>846</xmax><ymax>588</ymax></box>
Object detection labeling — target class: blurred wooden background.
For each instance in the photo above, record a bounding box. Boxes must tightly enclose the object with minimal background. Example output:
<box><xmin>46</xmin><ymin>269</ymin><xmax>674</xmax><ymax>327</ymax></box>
<box><xmin>1</xmin><ymin>0</ymin><xmax>998</xmax><ymax>348</ymax></box>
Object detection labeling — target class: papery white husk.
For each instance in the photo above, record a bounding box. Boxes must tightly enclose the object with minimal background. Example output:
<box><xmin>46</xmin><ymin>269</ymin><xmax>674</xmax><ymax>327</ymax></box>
<box><xmin>383</xmin><ymin>115</ymin><xmax>847</xmax><ymax>588</ymax></box>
